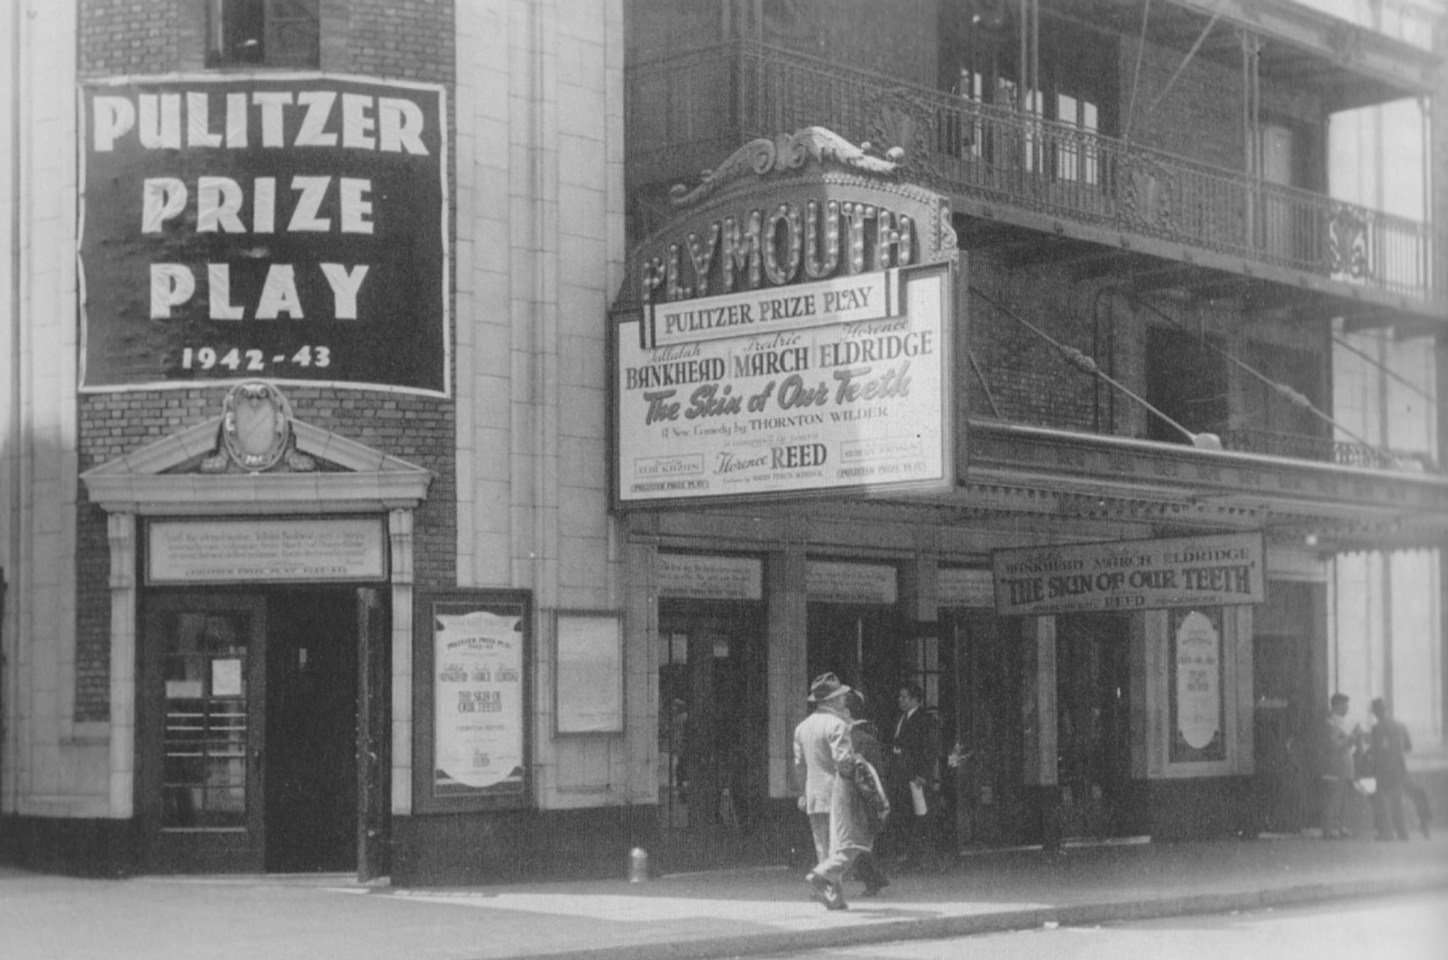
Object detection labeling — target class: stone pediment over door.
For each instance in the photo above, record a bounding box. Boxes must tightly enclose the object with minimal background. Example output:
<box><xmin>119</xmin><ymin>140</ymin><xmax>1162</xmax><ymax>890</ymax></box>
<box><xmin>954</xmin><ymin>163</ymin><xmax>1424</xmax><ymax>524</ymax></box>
<box><xmin>79</xmin><ymin>385</ymin><xmax>431</xmax><ymax>825</ymax></box>
<box><xmin>81</xmin><ymin>417</ymin><xmax>432</xmax><ymax>515</ymax></box>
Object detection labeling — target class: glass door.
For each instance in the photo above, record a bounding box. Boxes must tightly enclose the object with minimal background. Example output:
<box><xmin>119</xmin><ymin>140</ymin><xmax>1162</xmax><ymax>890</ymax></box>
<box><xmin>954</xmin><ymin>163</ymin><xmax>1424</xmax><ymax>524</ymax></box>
<box><xmin>656</xmin><ymin>600</ymin><xmax>767</xmax><ymax>870</ymax></box>
<box><xmin>141</xmin><ymin>594</ymin><xmax>266</xmax><ymax>872</ymax></box>
<box><xmin>1054</xmin><ymin>613</ymin><xmax>1132</xmax><ymax>840</ymax></box>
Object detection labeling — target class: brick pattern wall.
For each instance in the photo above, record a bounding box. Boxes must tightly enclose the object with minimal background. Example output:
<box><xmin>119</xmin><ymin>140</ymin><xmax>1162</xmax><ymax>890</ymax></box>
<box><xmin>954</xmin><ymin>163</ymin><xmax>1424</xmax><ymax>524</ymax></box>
<box><xmin>968</xmin><ymin>257</ymin><xmax>1106</xmax><ymax>435</ymax></box>
<box><xmin>77</xmin><ymin>0</ymin><xmax>187</xmax><ymax>75</ymax></box>
<box><xmin>73</xmin><ymin>0</ymin><xmax>458</xmax><ymax>723</ymax></box>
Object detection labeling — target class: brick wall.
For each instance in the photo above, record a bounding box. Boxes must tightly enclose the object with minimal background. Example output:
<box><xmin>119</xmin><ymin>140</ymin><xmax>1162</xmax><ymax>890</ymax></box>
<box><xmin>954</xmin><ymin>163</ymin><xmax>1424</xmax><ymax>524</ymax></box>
<box><xmin>72</xmin><ymin>0</ymin><xmax>459</xmax><ymax>722</ymax></box>
<box><xmin>968</xmin><ymin>257</ymin><xmax>1109</xmax><ymax>434</ymax></box>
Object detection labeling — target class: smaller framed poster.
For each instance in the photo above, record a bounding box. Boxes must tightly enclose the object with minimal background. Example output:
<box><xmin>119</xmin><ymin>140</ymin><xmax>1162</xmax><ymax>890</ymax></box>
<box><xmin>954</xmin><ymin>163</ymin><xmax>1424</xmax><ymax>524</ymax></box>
<box><xmin>554</xmin><ymin>612</ymin><xmax>624</xmax><ymax>735</ymax></box>
<box><xmin>1169</xmin><ymin>607</ymin><xmax>1226</xmax><ymax>764</ymax></box>
<box><xmin>413</xmin><ymin>590</ymin><xmax>532</xmax><ymax>813</ymax></box>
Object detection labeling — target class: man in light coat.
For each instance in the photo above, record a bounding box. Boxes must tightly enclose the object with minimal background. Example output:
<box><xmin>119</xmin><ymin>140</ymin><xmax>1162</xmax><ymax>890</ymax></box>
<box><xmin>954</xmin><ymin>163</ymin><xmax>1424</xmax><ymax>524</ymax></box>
<box><xmin>793</xmin><ymin>672</ymin><xmax>867</xmax><ymax>911</ymax></box>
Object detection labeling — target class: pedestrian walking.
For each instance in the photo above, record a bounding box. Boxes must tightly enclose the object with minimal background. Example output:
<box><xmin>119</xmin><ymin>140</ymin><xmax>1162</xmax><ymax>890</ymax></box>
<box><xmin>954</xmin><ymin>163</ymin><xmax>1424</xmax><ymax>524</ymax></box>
<box><xmin>1319</xmin><ymin>692</ymin><xmax>1360</xmax><ymax>839</ymax></box>
<box><xmin>887</xmin><ymin>681</ymin><xmax>942</xmax><ymax>870</ymax></box>
<box><xmin>842</xmin><ymin>689</ymin><xmax>891</xmax><ymax>897</ymax></box>
<box><xmin>1367</xmin><ymin>697</ymin><xmax>1413</xmax><ymax>841</ymax></box>
<box><xmin>792</xmin><ymin>672</ymin><xmax>869</xmax><ymax>911</ymax></box>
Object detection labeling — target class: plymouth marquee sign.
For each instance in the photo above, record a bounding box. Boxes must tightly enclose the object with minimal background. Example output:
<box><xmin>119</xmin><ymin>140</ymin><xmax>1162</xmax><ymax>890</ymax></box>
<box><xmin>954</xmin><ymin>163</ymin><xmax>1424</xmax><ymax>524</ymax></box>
<box><xmin>79</xmin><ymin>75</ymin><xmax>448</xmax><ymax>394</ymax></box>
<box><xmin>614</xmin><ymin>128</ymin><xmax>958</xmax><ymax>504</ymax></box>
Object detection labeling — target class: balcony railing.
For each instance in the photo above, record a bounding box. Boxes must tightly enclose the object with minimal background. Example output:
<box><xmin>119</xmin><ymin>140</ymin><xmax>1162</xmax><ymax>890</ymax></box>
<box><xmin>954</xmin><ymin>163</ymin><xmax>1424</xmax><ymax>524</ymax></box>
<box><xmin>1220</xmin><ymin>427</ymin><xmax>1438</xmax><ymax>473</ymax></box>
<box><xmin>627</xmin><ymin>42</ymin><xmax>1441</xmax><ymax>306</ymax></box>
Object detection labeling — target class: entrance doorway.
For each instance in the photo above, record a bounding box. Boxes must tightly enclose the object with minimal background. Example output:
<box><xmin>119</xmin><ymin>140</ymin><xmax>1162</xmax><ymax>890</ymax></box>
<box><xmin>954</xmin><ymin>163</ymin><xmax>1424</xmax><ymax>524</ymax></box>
<box><xmin>1054</xmin><ymin>613</ymin><xmax>1134</xmax><ymax>839</ymax></box>
<box><xmin>140</xmin><ymin>587</ymin><xmax>386</xmax><ymax>874</ymax></box>
<box><xmin>1252</xmin><ymin>581</ymin><xmax>1319</xmax><ymax>834</ymax></box>
<box><xmin>806</xmin><ymin>603</ymin><xmax>900</xmax><ymax>711</ymax></box>
<box><xmin>264</xmin><ymin>589</ymin><xmax>358</xmax><ymax>872</ymax></box>
<box><xmin>656</xmin><ymin>599</ymin><xmax>767</xmax><ymax>870</ymax></box>
<box><xmin>946</xmin><ymin>610</ymin><xmax>1031</xmax><ymax>847</ymax></box>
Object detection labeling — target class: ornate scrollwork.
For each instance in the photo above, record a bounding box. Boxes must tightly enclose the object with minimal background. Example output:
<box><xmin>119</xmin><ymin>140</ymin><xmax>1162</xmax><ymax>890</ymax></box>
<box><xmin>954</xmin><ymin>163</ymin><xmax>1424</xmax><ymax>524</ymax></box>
<box><xmin>669</xmin><ymin>127</ymin><xmax>900</xmax><ymax>207</ymax></box>
<box><xmin>1326</xmin><ymin>203</ymin><xmax>1371</xmax><ymax>280</ymax></box>
<box><xmin>863</xmin><ymin>89</ymin><xmax>952</xmax><ymax>189</ymax></box>
<box><xmin>1116</xmin><ymin>155</ymin><xmax>1176</xmax><ymax>234</ymax></box>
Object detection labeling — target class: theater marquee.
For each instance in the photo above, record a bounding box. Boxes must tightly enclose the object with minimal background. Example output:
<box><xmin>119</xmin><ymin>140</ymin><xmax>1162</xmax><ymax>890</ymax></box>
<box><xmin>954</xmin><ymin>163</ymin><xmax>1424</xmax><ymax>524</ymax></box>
<box><xmin>78</xmin><ymin>74</ymin><xmax>448</xmax><ymax>394</ymax></box>
<box><xmin>613</xmin><ymin>128</ymin><xmax>958</xmax><ymax>504</ymax></box>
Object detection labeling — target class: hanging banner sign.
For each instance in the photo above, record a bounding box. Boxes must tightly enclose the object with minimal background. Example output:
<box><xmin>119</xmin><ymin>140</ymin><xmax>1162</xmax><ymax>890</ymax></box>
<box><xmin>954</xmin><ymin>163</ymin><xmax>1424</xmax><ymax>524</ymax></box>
<box><xmin>78</xmin><ymin>74</ymin><xmax>448</xmax><ymax>394</ymax></box>
<box><xmin>614</xmin><ymin>127</ymin><xmax>959</xmax><ymax>505</ymax></box>
<box><xmin>991</xmin><ymin>532</ymin><xmax>1266</xmax><ymax>616</ymax></box>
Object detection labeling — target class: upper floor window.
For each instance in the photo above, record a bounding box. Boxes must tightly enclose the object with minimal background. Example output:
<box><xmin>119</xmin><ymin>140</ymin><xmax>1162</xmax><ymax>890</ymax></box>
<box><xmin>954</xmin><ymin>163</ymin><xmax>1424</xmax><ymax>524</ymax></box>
<box><xmin>206</xmin><ymin>0</ymin><xmax>319</xmax><ymax>69</ymax></box>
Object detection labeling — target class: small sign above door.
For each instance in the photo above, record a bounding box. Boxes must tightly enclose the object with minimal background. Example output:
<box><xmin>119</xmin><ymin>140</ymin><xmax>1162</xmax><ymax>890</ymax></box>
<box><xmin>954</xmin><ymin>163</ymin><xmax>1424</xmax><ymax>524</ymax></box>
<box><xmin>991</xmin><ymin>532</ymin><xmax>1265</xmax><ymax>616</ymax></box>
<box><xmin>147</xmin><ymin>517</ymin><xmax>387</xmax><ymax>584</ymax></box>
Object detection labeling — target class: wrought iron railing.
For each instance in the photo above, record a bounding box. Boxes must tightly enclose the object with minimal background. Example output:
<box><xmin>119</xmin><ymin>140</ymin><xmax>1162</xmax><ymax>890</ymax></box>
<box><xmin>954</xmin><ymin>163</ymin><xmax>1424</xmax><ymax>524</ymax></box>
<box><xmin>1220</xmin><ymin>427</ymin><xmax>1438</xmax><ymax>473</ymax></box>
<box><xmin>627</xmin><ymin>42</ymin><xmax>1441</xmax><ymax>306</ymax></box>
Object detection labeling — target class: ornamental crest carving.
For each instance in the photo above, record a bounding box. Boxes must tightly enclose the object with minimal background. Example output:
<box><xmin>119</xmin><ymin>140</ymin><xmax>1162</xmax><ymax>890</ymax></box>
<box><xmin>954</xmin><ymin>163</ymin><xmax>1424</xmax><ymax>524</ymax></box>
<box><xmin>218</xmin><ymin>380</ymin><xmax>295</xmax><ymax>473</ymax></box>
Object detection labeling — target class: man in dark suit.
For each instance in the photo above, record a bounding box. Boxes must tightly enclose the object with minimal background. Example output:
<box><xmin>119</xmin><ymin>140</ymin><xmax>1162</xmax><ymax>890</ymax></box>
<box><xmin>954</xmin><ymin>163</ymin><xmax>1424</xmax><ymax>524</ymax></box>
<box><xmin>887</xmin><ymin>681</ymin><xmax>940</xmax><ymax>870</ymax></box>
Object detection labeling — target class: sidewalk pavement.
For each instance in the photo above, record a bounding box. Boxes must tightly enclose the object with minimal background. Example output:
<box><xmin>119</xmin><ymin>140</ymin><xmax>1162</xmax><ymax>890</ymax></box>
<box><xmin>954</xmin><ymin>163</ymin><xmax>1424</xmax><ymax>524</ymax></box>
<box><xmin>3</xmin><ymin>834</ymin><xmax>1446</xmax><ymax>960</ymax></box>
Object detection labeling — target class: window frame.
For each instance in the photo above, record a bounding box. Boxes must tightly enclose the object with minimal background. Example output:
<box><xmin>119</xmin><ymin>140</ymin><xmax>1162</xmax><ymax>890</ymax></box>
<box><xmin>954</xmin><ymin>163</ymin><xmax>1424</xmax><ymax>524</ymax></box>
<box><xmin>205</xmin><ymin>0</ymin><xmax>320</xmax><ymax>70</ymax></box>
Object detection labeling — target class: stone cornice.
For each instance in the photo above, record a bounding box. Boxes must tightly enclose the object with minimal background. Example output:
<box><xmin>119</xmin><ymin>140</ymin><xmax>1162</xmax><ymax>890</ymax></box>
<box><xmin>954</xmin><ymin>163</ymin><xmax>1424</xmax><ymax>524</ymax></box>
<box><xmin>81</xmin><ymin>417</ymin><xmax>432</xmax><ymax>515</ymax></box>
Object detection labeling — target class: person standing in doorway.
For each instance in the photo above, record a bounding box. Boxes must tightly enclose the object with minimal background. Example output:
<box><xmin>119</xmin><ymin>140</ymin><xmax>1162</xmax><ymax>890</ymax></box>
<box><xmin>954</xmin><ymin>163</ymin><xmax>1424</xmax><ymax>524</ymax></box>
<box><xmin>888</xmin><ymin>681</ymin><xmax>941</xmax><ymax>870</ymax></box>
<box><xmin>1367</xmin><ymin>697</ymin><xmax>1412</xmax><ymax>841</ymax></box>
<box><xmin>1320</xmin><ymin>692</ymin><xmax>1360</xmax><ymax>839</ymax></box>
<box><xmin>793</xmin><ymin>672</ymin><xmax>868</xmax><ymax>911</ymax></box>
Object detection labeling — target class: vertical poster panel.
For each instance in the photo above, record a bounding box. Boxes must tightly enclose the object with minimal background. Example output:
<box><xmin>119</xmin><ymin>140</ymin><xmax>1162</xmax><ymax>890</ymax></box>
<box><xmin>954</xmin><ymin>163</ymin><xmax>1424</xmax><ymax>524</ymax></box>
<box><xmin>1169</xmin><ymin>608</ymin><xmax>1226</xmax><ymax>763</ymax></box>
<box><xmin>414</xmin><ymin>592</ymin><xmax>531</xmax><ymax>812</ymax></box>
<box><xmin>78</xmin><ymin>75</ymin><xmax>448</xmax><ymax>394</ymax></box>
<box><xmin>554</xmin><ymin>613</ymin><xmax>624</xmax><ymax>735</ymax></box>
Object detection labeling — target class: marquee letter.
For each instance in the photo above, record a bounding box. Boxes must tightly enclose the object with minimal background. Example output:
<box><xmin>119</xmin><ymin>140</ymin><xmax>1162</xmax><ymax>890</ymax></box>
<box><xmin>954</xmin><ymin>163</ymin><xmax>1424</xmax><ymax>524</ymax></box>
<box><xmin>92</xmin><ymin>96</ymin><xmax>136</xmax><ymax>152</ymax></box>
<box><xmin>288</xmin><ymin>177</ymin><xmax>331</xmax><ymax>232</ymax></box>
<box><xmin>320</xmin><ymin>264</ymin><xmax>370</xmax><ymax>319</ymax></box>
<box><xmin>339</xmin><ymin>178</ymin><xmax>374</xmax><ymax>233</ymax></box>
<box><xmin>255</xmin><ymin>265</ymin><xmax>303</xmax><ymax>319</ymax></box>
<box><xmin>378</xmin><ymin>97</ymin><xmax>427</xmax><ymax>154</ymax></box>
<box><xmin>150</xmin><ymin>264</ymin><xmax>195</xmax><ymax>318</ymax></box>
<box><xmin>208</xmin><ymin>264</ymin><xmax>244</xmax><ymax>319</ymax></box>
<box><xmin>138</xmin><ymin>94</ymin><xmax>181</xmax><ymax>149</ymax></box>
<box><xmin>197</xmin><ymin>177</ymin><xmax>245</xmax><ymax>233</ymax></box>
<box><xmin>141</xmin><ymin>178</ymin><xmax>188</xmax><ymax>233</ymax></box>
<box><xmin>187</xmin><ymin>92</ymin><xmax>222</xmax><ymax>148</ymax></box>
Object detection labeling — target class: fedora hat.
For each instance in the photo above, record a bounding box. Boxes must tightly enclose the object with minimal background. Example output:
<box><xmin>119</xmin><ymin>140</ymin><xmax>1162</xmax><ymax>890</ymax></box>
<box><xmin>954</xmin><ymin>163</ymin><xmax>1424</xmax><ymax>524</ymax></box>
<box><xmin>807</xmin><ymin>672</ymin><xmax>851</xmax><ymax>703</ymax></box>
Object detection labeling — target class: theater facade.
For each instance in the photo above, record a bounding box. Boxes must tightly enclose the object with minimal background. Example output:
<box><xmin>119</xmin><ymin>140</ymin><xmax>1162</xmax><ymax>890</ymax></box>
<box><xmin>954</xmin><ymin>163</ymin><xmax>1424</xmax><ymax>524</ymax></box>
<box><xmin>4</xmin><ymin>0</ymin><xmax>1447</xmax><ymax>884</ymax></box>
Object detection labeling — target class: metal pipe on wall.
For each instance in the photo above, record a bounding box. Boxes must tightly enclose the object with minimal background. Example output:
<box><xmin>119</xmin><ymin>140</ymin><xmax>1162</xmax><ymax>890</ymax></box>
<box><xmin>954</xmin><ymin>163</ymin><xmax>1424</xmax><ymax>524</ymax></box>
<box><xmin>2</xmin><ymin>0</ymin><xmax>26</xmax><ymax>813</ymax></box>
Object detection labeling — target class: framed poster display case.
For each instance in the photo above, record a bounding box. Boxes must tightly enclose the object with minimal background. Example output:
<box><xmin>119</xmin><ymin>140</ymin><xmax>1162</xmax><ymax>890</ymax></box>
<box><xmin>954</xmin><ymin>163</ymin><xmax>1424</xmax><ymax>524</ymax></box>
<box><xmin>413</xmin><ymin>590</ymin><xmax>532</xmax><ymax>813</ymax></box>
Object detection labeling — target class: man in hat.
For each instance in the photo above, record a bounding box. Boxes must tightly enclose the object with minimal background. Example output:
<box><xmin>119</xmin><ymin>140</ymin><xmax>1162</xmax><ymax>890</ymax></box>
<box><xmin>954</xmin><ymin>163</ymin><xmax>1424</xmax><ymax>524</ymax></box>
<box><xmin>793</xmin><ymin>672</ymin><xmax>867</xmax><ymax>910</ymax></box>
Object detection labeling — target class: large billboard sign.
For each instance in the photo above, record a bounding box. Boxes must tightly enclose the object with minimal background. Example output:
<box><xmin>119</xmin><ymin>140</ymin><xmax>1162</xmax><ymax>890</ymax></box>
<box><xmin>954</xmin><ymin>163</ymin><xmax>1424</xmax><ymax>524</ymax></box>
<box><xmin>614</xmin><ymin>128</ymin><xmax>958</xmax><ymax>505</ymax></box>
<box><xmin>79</xmin><ymin>75</ymin><xmax>448</xmax><ymax>394</ymax></box>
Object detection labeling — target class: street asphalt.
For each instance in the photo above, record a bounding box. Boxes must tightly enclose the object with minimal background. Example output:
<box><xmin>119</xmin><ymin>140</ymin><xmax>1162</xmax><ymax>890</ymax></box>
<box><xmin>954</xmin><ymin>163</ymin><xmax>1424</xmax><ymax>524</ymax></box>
<box><xmin>1</xmin><ymin>833</ymin><xmax>1445</xmax><ymax>960</ymax></box>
